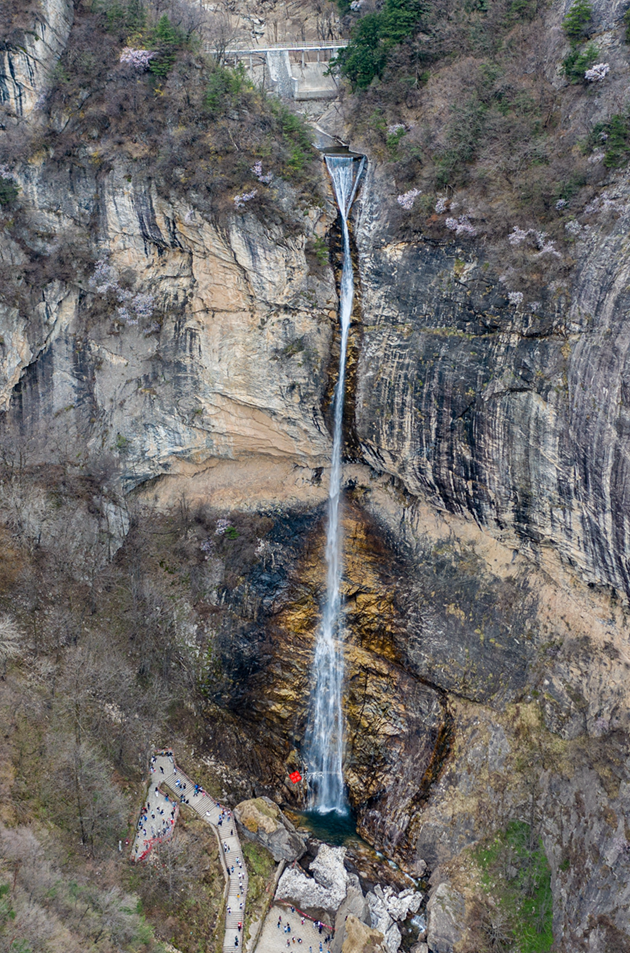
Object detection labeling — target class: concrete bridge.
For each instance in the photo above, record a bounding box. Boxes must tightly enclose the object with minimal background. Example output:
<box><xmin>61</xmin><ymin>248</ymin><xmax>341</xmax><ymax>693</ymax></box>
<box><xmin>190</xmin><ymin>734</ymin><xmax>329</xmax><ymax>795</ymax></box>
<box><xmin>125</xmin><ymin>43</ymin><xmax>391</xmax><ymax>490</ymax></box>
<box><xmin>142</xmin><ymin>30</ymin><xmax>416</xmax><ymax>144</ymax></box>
<box><xmin>206</xmin><ymin>43</ymin><xmax>348</xmax><ymax>101</ymax></box>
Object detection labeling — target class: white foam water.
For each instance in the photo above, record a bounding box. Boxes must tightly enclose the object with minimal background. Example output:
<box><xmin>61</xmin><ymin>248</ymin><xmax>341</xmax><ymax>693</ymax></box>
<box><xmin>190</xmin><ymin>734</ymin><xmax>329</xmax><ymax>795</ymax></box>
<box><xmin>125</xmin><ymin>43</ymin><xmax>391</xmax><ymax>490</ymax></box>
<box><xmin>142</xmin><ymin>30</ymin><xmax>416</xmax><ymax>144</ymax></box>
<box><xmin>305</xmin><ymin>154</ymin><xmax>365</xmax><ymax>814</ymax></box>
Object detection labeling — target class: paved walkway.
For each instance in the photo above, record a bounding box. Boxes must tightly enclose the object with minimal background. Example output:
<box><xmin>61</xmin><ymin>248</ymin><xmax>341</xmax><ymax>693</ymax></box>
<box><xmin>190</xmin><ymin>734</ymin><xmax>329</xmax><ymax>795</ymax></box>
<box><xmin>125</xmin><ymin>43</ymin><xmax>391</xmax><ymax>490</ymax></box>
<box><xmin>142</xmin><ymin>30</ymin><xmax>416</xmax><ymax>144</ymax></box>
<box><xmin>253</xmin><ymin>903</ymin><xmax>333</xmax><ymax>953</ymax></box>
<box><xmin>132</xmin><ymin>751</ymin><xmax>249</xmax><ymax>953</ymax></box>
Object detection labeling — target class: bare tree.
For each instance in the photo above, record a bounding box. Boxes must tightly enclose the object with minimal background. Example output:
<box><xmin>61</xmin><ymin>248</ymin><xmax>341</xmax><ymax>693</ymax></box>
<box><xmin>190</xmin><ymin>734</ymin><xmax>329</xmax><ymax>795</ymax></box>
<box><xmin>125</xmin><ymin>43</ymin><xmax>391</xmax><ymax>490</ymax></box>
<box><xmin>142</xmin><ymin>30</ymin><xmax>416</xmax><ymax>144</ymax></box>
<box><xmin>0</xmin><ymin>617</ymin><xmax>23</xmax><ymax>678</ymax></box>
<box><xmin>205</xmin><ymin>9</ymin><xmax>240</xmax><ymax>64</ymax></box>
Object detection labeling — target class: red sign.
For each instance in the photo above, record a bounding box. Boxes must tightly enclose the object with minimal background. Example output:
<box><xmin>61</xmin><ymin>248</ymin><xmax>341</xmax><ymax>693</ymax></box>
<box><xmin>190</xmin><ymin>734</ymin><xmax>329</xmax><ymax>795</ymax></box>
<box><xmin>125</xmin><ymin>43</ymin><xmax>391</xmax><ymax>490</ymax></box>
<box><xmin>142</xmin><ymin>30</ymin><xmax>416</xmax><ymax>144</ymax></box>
<box><xmin>289</xmin><ymin>771</ymin><xmax>302</xmax><ymax>784</ymax></box>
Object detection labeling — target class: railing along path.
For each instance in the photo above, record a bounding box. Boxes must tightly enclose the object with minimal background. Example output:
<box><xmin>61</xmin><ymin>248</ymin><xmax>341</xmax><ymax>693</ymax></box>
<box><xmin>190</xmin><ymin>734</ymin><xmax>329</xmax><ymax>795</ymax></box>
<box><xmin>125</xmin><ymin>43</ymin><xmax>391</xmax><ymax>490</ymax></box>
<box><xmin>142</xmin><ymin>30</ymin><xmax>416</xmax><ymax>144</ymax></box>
<box><xmin>206</xmin><ymin>43</ymin><xmax>347</xmax><ymax>68</ymax></box>
<box><xmin>132</xmin><ymin>752</ymin><xmax>248</xmax><ymax>953</ymax></box>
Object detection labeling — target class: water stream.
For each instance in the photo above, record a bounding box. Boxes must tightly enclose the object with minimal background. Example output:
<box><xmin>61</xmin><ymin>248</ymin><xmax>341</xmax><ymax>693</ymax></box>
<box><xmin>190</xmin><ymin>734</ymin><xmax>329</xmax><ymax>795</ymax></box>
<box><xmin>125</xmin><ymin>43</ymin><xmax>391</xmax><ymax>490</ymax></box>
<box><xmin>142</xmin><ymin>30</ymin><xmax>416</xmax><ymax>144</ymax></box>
<box><xmin>305</xmin><ymin>154</ymin><xmax>365</xmax><ymax>814</ymax></box>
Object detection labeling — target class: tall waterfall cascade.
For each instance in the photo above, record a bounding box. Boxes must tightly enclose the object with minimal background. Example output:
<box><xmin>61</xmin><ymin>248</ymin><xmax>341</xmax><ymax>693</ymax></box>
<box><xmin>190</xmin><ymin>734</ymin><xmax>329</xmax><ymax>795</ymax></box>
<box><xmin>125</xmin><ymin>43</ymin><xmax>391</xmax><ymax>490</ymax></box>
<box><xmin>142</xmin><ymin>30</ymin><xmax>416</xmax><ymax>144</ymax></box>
<box><xmin>305</xmin><ymin>154</ymin><xmax>365</xmax><ymax>814</ymax></box>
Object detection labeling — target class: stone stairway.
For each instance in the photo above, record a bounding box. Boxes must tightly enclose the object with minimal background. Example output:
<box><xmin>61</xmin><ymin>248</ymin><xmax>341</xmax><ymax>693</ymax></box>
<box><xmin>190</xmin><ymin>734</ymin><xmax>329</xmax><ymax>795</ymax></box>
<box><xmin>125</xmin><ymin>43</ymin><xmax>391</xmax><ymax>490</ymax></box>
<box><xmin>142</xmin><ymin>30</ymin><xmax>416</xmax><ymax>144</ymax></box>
<box><xmin>138</xmin><ymin>753</ymin><xmax>249</xmax><ymax>953</ymax></box>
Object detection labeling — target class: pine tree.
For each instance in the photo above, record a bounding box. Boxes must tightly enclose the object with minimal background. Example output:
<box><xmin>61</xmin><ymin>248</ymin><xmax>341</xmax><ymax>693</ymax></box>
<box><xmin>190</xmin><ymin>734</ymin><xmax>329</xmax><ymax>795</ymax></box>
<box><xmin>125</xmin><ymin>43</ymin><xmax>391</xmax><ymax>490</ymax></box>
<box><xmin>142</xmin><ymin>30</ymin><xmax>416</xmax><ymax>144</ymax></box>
<box><xmin>563</xmin><ymin>0</ymin><xmax>593</xmax><ymax>44</ymax></box>
<box><xmin>126</xmin><ymin>0</ymin><xmax>146</xmax><ymax>32</ymax></box>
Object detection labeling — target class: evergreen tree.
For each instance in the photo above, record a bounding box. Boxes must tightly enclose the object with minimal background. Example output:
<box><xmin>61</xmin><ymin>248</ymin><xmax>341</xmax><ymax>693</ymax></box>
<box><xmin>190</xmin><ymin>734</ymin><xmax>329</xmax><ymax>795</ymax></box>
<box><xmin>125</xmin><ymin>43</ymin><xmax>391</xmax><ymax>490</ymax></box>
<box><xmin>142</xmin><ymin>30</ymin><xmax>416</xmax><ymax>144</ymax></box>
<box><xmin>563</xmin><ymin>0</ymin><xmax>593</xmax><ymax>44</ymax></box>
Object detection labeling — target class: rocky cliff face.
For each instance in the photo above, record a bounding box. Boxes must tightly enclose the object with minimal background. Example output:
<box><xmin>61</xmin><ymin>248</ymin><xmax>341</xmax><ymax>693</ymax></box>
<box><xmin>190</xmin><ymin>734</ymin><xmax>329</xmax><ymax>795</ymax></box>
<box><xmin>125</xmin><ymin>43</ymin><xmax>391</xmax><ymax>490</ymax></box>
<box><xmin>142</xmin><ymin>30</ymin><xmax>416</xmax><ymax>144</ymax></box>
<box><xmin>2</xmin><ymin>1</ymin><xmax>630</xmax><ymax>951</ymax></box>
<box><xmin>2</xmin><ymin>158</ymin><xmax>337</xmax><ymax>494</ymax></box>
<box><xmin>354</xmin><ymin>159</ymin><xmax>630</xmax><ymax>603</ymax></box>
<box><xmin>0</xmin><ymin>0</ymin><xmax>73</xmax><ymax>118</ymax></box>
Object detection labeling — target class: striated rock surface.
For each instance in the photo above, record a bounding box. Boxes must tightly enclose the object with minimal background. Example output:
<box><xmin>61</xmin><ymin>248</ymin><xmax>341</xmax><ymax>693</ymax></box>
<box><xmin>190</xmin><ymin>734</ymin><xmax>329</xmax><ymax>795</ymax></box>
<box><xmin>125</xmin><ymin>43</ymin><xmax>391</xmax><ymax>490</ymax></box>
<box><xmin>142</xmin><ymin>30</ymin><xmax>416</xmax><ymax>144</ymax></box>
<box><xmin>1</xmin><ymin>159</ymin><xmax>337</xmax><ymax>497</ymax></box>
<box><xmin>0</xmin><ymin>0</ymin><xmax>73</xmax><ymax>119</ymax></box>
<box><xmin>234</xmin><ymin>796</ymin><xmax>306</xmax><ymax>862</ymax></box>
<box><xmin>354</xmin><ymin>159</ymin><xmax>630</xmax><ymax>605</ymax></box>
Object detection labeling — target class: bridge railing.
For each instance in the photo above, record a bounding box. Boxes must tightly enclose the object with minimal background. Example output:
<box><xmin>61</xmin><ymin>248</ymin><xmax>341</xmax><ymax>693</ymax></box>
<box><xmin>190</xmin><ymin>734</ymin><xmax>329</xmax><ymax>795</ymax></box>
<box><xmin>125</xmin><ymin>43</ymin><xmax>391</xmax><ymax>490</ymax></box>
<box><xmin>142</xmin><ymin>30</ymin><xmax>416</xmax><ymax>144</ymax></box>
<box><xmin>205</xmin><ymin>43</ymin><xmax>348</xmax><ymax>69</ymax></box>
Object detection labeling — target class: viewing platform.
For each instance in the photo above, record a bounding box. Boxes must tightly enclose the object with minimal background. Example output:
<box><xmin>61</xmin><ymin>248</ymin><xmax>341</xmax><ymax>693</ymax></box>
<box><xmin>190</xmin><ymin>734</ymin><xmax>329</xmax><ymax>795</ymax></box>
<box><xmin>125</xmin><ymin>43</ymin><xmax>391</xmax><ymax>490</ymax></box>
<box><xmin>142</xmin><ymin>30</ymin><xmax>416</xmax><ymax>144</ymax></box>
<box><xmin>205</xmin><ymin>43</ymin><xmax>349</xmax><ymax>101</ymax></box>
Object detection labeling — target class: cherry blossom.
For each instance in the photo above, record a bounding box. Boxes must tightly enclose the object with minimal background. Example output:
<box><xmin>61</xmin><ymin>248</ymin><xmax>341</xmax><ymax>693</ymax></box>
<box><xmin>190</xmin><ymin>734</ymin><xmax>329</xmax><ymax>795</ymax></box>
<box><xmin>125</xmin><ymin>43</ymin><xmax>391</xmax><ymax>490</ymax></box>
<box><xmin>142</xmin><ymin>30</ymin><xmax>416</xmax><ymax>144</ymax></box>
<box><xmin>234</xmin><ymin>189</ymin><xmax>258</xmax><ymax>209</ymax></box>
<box><xmin>397</xmin><ymin>188</ymin><xmax>421</xmax><ymax>210</ymax></box>
<box><xmin>585</xmin><ymin>63</ymin><xmax>609</xmax><ymax>82</ymax></box>
<box><xmin>445</xmin><ymin>215</ymin><xmax>477</xmax><ymax>237</ymax></box>
<box><xmin>120</xmin><ymin>48</ymin><xmax>157</xmax><ymax>70</ymax></box>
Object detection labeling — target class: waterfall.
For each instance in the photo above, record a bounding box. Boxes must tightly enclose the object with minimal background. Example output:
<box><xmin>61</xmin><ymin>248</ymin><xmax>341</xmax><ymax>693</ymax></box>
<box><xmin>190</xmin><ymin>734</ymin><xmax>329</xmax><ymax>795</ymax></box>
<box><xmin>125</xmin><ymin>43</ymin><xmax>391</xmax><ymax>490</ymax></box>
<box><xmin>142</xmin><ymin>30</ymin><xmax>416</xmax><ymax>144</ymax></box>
<box><xmin>306</xmin><ymin>154</ymin><xmax>365</xmax><ymax>815</ymax></box>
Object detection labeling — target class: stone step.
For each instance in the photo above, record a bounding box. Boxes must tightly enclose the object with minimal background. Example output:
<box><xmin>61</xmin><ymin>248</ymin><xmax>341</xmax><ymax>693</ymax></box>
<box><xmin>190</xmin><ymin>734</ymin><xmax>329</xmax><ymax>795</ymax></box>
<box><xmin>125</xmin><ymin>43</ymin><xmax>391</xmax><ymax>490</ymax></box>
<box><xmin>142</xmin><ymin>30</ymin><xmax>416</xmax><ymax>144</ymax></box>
<box><xmin>137</xmin><ymin>754</ymin><xmax>250</xmax><ymax>953</ymax></box>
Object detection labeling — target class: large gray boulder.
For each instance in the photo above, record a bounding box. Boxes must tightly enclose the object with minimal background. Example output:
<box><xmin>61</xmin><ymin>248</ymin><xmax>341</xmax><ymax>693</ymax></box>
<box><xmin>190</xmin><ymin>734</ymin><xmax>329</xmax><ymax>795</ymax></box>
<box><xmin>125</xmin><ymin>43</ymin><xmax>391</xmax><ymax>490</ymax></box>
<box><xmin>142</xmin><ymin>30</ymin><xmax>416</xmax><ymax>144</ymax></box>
<box><xmin>426</xmin><ymin>883</ymin><xmax>465</xmax><ymax>953</ymax></box>
<box><xmin>234</xmin><ymin>797</ymin><xmax>306</xmax><ymax>863</ymax></box>
<box><xmin>366</xmin><ymin>885</ymin><xmax>422</xmax><ymax>953</ymax></box>
<box><xmin>276</xmin><ymin>844</ymin><xmax>349</xmax><ymax>917</ymax></box>
<box><xmin>332</xmin><ymin>874</ymin><xmax>370</xmax><ymax>953</ymax></box>
<box><xmin>341</xmin><ymin>915</ymin><xmax>387</xmax><ymax>953</ymax></box>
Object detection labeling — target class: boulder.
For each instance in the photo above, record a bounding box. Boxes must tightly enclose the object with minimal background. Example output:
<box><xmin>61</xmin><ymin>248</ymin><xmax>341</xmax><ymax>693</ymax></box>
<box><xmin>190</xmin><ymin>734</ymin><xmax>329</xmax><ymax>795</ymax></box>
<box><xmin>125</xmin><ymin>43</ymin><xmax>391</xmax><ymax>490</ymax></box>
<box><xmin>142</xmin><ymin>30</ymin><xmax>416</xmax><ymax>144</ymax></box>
<box><xmin>234</xmin><ymin>797</ymin><xmax>307</xmax><ymax>863</ymax></box>
<box><xmin>426</xmin><ymin>883</ymin><xmax>465</xmax><ymax>953</ymax></box>
<box><xmin>275</xmin><ymin>844</ymin><xmax>349</xmax><ymax>917</ymax></box>
<box><xmin>332</xmin><ymin>874</ymin><xmax>370</xmax><ymax>953</ymax></box>
<box><xmin>366</xmin><ymin>885</ymin><xmax>423</xmax><ymax>953</ymax></box>
<box><xmin>341</xmin><ymin>915</ymin><xmax>387</xmax><ymax>953</ymax></box>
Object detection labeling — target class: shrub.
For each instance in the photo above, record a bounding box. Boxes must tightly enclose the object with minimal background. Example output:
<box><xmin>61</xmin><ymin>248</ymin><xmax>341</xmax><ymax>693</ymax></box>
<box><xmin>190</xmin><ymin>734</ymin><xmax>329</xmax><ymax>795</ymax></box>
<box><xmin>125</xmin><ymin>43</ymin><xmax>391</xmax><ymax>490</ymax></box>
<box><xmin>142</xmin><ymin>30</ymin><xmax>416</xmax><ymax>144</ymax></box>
<box><xmin>386</xmin><ymin>123</ymin><xmax>407</xmax><ymax>157</ymax></box>
<box><xmin>589</xmin><ymin>115</ymin><xmax>630</xmax><ymax>168</ymax></box>
<box><xmin>555</xmin><ymin>172</ymin><xmax>587</xmax><ymax>203</ymax></box>
<box><xmin>101</xmin><ymin>0</ymin><xmax>147</xmax><ymax>33</ymax></box>
<box><xmin>563</xmin><ymin>0</ymin><xmax>593</xmax><ymax>44</ymax></box>
<box><xmin>604</xmin><ymin>115</ymin><xmax>630</xmax><ymax>168</ymax></box>
<box><xmin>148</xmin><ymin>14</ymin><xmax>186</xmax><ymax>76</ymax></box>
<box><xmin>472</xmin><ymin>821</ymin><xmax>554</xmax><ymax>953</ymax></box>
<box><xmin>120</xmin><ymin>47</ymin><xmax>156</xmax><ymax>69</ymax></box>
<box><xmin>0</xmin><ymin>176</ymin><xmax>19</xmax><ymax>205</ymax></box>
<box><xmin>204</xmin><ymin>64</ymin><xmax>251</xmax><ymax>115</ymax></box>
<box><xmin>625</xmin><ymin>7</ymin><xmax>630</xmax><ymax>43</ymax></box>
<box><xmin>335</xmin><ymin>0</ymin><xmax>427</xmax><ymax>89</ymax></box>
<box><xmin>561</xmin><ymin>43</ymin><xmax>598</xmax><ymax>83</ymax></box>
<box><xmin>508</xmin><ymin>0</ymin><xmax>540</xmax><ymax>20</ymax></box>
<box><xmin>435</xmin><ymin>94</ymin><xmax>488</xmax><ymax>186</ymax></box>
<box><xmin>584</xmin><ymin>62</ymin><xmax>609</xmax><ymax>82</ymax></box>
<box><xmin>271</xmin><ymin>101</ymin><xmax>315</xmax><ymax>180</ymax></box>
<box><xmin>312</xmin><ymin>236</ymin><xmax>328</xmax><ymax>265</ymax></box>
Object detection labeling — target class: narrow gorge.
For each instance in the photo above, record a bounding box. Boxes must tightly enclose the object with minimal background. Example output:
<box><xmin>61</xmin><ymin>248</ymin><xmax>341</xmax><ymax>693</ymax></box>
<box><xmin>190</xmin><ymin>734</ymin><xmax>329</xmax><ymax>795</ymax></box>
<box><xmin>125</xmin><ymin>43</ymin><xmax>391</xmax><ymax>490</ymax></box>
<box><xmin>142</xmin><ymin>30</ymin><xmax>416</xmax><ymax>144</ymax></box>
<box><xmin>1</xmin><ymin>0</ymin><xmax>630</xmax><ymax>952</ymax></box>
